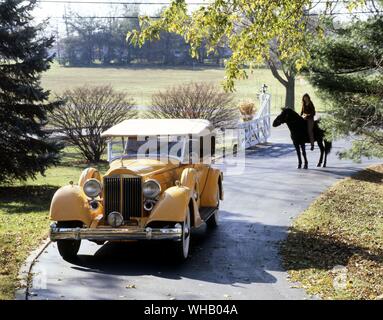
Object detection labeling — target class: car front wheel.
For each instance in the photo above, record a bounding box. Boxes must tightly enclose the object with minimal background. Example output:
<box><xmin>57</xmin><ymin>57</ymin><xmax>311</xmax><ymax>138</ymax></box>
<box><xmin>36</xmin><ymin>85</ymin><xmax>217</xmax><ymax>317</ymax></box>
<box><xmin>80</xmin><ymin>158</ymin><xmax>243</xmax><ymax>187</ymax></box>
<box><xmin>57</xmin><ymin>239</ymin><xmax>81</xmax><ymax>261</ymax></box>
<box><xmin>173</xmin><ymin>206</ymin><xmax>191</xmax><ymax>261</ymax></box>
<box><xmin>56</xmin><ymin>221</ymin><xmax>81</xmax><ymax>261</ymax></box>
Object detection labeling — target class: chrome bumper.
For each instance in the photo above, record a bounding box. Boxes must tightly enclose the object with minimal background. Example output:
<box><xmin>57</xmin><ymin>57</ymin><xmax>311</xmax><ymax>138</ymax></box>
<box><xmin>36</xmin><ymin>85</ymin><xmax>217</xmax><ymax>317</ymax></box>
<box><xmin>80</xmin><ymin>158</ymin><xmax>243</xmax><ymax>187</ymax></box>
<box><xmin>50</xmin><ymin>223</ymin><xmax>182</xmax><ymax>241</ymax></box>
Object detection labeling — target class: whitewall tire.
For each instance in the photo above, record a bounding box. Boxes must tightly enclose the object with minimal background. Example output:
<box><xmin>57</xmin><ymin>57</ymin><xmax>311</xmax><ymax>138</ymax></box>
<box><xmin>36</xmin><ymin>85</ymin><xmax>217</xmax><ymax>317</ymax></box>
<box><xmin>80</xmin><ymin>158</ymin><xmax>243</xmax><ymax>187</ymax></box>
<box><xmin>174</xmin><ymin>206</ymin><xmax>191</xmax><ymax>261</ymax></box>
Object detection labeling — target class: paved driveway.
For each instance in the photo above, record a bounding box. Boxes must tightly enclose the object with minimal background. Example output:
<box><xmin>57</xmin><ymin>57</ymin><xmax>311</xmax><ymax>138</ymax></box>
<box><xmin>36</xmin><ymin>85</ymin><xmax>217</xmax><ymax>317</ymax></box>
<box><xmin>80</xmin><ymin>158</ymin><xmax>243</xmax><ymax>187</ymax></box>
<box><xmin>23</xmin><ymin>125</ymin><xmax>379</xmax><ymax>300</ymax></box>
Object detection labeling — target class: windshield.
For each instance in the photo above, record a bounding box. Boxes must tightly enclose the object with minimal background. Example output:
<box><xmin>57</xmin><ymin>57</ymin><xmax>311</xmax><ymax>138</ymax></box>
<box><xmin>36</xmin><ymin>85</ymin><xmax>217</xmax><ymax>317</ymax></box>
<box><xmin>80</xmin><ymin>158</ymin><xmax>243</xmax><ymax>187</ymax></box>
<box><xmin>107</xmin><ymin>136</ymin><xmax>186</xmax><ymax>162</ymax></box>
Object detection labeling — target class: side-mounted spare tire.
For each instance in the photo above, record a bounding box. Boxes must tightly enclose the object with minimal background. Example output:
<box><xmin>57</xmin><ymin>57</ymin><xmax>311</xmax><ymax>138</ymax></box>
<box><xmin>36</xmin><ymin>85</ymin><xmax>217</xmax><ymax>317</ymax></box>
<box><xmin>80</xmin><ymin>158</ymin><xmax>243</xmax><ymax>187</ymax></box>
<box><xmin>78</xmin><ymin>167</ymin><xmax>102</xmax><ymax>187</ymax></box>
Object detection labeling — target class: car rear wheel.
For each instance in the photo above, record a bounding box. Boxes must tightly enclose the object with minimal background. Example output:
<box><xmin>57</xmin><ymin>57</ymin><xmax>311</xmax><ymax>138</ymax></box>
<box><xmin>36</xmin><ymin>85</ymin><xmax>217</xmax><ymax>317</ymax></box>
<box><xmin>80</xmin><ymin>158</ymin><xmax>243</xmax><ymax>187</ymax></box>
<box><xmin>173</xmin><ymin>206</ymin><xmax>191</xmax><ymax>261</ymax></box>
<box><xmin>206</xmin><ymin>189</ymin><xmax>220</xmax><ymax>228</ymax></box>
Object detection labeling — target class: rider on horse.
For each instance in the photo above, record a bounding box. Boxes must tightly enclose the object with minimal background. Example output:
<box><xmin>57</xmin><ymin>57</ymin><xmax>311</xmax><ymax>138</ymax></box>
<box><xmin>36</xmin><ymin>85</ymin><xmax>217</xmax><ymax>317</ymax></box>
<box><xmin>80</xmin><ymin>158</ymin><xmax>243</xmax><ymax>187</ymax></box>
<box><xmin>301</xmin><ymin>94</ymin><xmax>316</xmax><ymax>151</ymax></box>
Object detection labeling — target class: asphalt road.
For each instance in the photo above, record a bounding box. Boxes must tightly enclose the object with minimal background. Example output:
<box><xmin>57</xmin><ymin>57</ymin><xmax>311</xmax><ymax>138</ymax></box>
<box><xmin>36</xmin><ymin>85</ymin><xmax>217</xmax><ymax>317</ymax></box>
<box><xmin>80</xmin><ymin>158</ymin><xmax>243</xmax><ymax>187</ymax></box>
<box><xmin>24</xmin><ymin>125</ymin><xmax>379</xmax><ymax>300</ymax></box>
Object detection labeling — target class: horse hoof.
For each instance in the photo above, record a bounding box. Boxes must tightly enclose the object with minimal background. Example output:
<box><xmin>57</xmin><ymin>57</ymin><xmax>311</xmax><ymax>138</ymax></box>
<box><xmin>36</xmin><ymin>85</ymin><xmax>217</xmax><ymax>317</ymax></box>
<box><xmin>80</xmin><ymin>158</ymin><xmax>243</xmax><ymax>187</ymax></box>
<box><xmin>304</xmin><ymin>165</ymin><xmax>308</xmax><ymax>170</ymax></box>
<box><xmin>297</xmin><ymin>165</ymin><xmax>302</xmax><ymax>169</ymax></box>
<box><xmin>323</xmin><ymin>164</ymin><xmax>327</xmax><ymax>168</ymax></box>
<box><xmin>317</xmin><ymin>163</ymin><xmax>322</xmax><ymax>167</ymax></box>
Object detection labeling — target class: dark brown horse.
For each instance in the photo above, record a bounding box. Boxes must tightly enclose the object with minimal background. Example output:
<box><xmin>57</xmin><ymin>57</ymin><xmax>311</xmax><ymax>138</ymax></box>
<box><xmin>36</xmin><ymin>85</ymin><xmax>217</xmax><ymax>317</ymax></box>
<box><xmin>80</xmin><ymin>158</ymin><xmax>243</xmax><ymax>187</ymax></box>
<box><xmin>273</xmin><ymin>108</ymin><xmax>332</xmax><ymax>169</ymax></box>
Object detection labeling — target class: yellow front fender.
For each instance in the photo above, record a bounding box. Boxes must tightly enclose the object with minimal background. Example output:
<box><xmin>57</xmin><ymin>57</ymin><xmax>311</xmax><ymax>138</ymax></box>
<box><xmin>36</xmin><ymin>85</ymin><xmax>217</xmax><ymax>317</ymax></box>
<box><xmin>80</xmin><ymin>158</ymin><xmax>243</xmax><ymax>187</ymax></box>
<box><xmin>146</xmin><ymin>186</ymin><xmax>191</xmax><ymax>225</ymax></box>
<box><xmin>50</xmin><ymin>185</ymin><xmax>102</xmax><ymax>226</ymax></box>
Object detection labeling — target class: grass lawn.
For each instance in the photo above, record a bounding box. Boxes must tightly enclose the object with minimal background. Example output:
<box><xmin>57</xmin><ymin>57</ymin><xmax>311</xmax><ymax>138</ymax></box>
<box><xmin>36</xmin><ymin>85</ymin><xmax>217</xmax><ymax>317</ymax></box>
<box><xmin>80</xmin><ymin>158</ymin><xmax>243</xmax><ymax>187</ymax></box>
<box><xmin>42</xmin><ymin>63</ymin><xmax>327</xmax><ymax>114</ymax></box>
<box><xmin>0</xmin><ymin>147</ymin><xmax>108</xmax><ymax>300</ymax></box>
<box><xmin>281</xmin><ymin>164</ymin><xmax>383</xmax><ymax>300</ymax></box>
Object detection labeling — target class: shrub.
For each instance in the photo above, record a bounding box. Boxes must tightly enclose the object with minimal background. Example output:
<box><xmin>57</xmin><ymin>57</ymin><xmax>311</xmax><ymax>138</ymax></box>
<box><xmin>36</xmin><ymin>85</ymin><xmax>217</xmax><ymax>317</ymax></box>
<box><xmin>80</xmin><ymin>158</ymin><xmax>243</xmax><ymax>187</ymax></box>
<box><xmin>238</xmin><ymin>100</ymin><xmax>257</xmax><ymax>121</ymax></box>
<box><xmin>149</xmin><ymin>82</ymin><xmax>238</xmax><ymax>128</ymax></box>
<box><xmin>50</xmin><ymin>85</ymin><xmax>136</xmax><ymax>162</ymax></box>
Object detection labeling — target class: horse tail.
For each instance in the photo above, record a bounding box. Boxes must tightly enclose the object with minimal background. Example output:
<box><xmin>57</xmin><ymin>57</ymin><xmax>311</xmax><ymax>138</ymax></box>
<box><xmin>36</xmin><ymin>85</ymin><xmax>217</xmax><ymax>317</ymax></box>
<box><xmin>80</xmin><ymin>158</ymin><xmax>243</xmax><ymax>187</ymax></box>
<box><xmin>325</xmin><ymin>140</ymin><xmax>332</xmax><ymax>154</ymax></box>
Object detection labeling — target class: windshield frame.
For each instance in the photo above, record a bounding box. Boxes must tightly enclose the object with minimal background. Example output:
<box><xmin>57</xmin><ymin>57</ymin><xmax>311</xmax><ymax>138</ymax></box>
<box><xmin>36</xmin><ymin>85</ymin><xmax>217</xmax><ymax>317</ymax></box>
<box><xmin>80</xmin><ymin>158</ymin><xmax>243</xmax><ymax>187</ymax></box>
<box><xmin>107</xmin><ymin>135</ymin><xmax>187</xmax><ymax>163</ymax></box>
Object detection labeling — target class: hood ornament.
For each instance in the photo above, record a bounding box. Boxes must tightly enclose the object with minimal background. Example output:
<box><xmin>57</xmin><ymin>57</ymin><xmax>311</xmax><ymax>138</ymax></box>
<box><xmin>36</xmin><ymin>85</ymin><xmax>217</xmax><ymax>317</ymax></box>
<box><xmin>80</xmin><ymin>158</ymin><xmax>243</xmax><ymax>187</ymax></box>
<box><xmin>117</xmin><ymin>155</ymin><xmax>127</xmax><ymax>168</ymax></box>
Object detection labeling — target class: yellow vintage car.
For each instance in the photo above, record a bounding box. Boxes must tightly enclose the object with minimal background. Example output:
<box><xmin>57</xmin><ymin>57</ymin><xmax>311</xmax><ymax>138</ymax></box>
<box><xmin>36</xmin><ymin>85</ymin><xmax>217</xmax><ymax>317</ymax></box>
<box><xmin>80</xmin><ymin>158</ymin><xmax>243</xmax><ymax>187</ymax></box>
<box><xmin>49</xmin><ymin>119</ymin><xmax>223</xmax><ymax>261</ymax></box>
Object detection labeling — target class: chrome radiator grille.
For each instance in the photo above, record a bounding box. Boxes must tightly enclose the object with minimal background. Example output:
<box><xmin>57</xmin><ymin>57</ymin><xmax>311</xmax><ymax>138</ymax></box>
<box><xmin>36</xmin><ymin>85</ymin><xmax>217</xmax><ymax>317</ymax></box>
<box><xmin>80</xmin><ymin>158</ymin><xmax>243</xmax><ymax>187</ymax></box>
<box><xmin>103</xmin><ymin>176</ymin><xmax>142</xmax><ymax>220</ymax></box>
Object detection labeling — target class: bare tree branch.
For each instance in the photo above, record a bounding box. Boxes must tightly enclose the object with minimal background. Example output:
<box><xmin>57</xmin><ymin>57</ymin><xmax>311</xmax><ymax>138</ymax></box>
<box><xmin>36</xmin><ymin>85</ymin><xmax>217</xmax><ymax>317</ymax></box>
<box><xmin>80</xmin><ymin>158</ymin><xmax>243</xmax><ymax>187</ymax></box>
<box><xmin>149</xmin><ymin>82</ymin><xmax>238</xmax><ymax>128</ymax></box>
<box><xmin>268</xmin><ymin>58</ymin><xmax>288</xmax><ymax>87</ymax></box>
<box><xmin>50</xmin><ymin>85</ymin><xmax>136</xmax><ymax>162</ymax></box>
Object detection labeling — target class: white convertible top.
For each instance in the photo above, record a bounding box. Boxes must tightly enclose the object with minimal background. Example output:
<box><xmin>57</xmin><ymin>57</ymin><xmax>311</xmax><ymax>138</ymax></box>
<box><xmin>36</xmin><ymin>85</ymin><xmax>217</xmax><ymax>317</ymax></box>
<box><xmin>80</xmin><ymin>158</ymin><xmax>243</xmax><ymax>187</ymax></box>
<box><xmin>101</xmin><ymin>119</ymin><xmax>213</xmax><ymax>137</ymax></box>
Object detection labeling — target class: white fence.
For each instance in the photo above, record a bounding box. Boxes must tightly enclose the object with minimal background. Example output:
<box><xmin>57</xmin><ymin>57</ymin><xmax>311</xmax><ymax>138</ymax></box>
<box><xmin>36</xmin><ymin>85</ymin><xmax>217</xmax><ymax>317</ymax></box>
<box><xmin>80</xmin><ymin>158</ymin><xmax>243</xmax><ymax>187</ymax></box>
<box><xmin>216</xmin><ymin>92</ymin><xmax>271</xmax><ymax>157</ymax></box>
<box><xmin>238</xmin><ymin>93</ymin><xmax>271</xmax><ymax>149</ymax></box>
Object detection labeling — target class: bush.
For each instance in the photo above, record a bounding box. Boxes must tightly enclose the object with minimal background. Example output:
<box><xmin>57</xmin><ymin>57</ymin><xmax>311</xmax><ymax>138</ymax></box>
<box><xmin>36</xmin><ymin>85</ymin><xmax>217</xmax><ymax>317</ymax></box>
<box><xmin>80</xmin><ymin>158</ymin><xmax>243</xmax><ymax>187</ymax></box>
<box><xmin>50</xmin><ymin>85</ymin><xmax>136</xmax><ymax>162</ymax></box>
<box><xmin>238</xmin><ymin>100</ymin><xmax>257</xmax><ymax>121</ymax></box>
<box><xmin>149</xmin><ymin>82</ymin><xmax>238</xmax><ymax>128</ymax></box>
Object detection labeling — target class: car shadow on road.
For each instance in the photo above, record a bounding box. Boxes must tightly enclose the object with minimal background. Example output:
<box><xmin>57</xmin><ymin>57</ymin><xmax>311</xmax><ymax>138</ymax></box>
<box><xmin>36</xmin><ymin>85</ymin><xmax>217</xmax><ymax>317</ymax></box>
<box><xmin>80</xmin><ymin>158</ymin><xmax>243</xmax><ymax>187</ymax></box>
<box><xmin>68</xmin><ymin>211</ymin><xmax>289</xmax><ymax>286</ymax></box>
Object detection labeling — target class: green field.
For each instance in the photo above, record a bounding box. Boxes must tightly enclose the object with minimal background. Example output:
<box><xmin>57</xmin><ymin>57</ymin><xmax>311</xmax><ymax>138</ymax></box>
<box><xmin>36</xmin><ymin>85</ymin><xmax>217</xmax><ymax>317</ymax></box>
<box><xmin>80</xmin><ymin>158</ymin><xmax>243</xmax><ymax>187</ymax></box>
<box><xmin>42</xmin><ymin>64</ymin><xmax>327</xmax><ymax>114</ymax></box>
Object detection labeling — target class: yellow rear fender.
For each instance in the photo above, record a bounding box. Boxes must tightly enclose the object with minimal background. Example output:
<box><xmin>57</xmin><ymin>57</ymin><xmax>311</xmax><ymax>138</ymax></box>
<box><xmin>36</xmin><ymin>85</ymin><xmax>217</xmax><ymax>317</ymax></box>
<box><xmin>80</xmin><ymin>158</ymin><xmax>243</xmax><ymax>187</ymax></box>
<box><xmin>78</xmin><ymin>167</ymin><xmax>102</xmax><ymax>187</ymax></box>
<box><xmin>50</xmin><ymin>185</ymin><xmax>102</xmax><ymax>226</ymax></box>
<box><xmin>146</xmin><ymin>186</ymin><xmax>191</xmax><ymax>225</ymax></box>
<box><xmin>200</xmin><ymin>168</ymin><xmax>223</xmax><ymax>207</ymax></box>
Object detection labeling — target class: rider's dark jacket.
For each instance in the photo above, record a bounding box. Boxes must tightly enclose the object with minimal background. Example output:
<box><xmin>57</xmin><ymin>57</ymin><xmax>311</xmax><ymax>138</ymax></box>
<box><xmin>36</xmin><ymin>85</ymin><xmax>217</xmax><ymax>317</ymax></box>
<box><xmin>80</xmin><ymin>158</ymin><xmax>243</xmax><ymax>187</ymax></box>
<box><xmin>301</xmin><ymin>102</ymin><xmax>316</xmax><ymax>119</ymax></box>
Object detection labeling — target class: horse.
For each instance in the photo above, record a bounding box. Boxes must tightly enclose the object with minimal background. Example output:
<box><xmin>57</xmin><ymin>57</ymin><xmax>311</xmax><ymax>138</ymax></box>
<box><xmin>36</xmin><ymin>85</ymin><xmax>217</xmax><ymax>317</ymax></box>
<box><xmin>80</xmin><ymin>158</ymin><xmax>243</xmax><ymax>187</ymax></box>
<box><xmin>272</xmin><ymin>108</ymin><xmax>332</xmax><ymax>169</ymax></box>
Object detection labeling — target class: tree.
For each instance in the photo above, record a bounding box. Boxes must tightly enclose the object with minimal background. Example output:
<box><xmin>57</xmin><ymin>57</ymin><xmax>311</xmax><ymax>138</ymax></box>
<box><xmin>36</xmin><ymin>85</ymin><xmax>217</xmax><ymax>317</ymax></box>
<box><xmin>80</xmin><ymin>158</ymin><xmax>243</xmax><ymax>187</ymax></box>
<box><xmin>0</xmin><ymin>0</ymin><xmax>62</xmax><ymax>183</ymax></box>
<box><xmin>98</xmin><ymin>4</ymin><xmax>141</xmax><ymax>65</ymax></box>
<box><xmin>61</xmin><ymin>12</ymin><xmax>103</xmax><ymax>66</ymax></box>
<box><xmin>50</xmin><ymin>86</ymin><xmax>136</xmax><ymax>162</ymax></box>
<box><xmin>307</xmin><ymin>13</ymin><xmax>383</xmax><ymax>160</ymax></box>
<box><xmin>267</xmin><ymin>44</ymin><xmax>298</xmax><ymax>110</ymax></box>
<box><xmin>58</xmin><ymin>4</ymin><xmax>205</xmax><ymax>67</ymax></box>
<box><xmin>128</xmin><ymin>0</ymin><xmax>364</xmax><ymax>92</ymax></box>
<box><xmin>149</xmin><ymin>82</ymin><xmax>237</xmax><ymax>128</ymax></box>
<box><xmin>267</xmin><ymin>11</ymin><xmax>321</xmax><ymax>110</ymax></box>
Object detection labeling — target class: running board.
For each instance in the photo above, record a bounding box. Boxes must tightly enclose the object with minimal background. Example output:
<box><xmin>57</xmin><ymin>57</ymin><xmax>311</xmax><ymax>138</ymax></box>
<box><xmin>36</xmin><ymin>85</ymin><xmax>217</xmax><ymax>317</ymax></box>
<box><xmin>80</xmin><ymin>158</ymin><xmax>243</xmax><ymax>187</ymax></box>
<box><xmin>199</xmin><ymin>207</ymin><xmax>218</xmax><ymax>222</ymax></box>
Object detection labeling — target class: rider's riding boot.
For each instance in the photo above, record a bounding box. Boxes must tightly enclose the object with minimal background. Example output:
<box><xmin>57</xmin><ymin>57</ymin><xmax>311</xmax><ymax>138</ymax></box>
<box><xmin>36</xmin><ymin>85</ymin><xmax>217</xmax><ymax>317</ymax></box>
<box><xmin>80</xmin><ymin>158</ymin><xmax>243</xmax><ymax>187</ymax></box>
<box><xmin>311</xmin><ymin>144</ymin><xmax>314</xmax><ymax>151</ymax></box>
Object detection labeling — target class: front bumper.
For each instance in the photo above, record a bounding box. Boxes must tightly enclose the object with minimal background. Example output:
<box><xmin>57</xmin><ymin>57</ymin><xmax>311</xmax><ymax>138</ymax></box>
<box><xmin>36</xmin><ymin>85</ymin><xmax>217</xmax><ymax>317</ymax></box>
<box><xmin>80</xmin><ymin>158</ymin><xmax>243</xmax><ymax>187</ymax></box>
<box><xmin>50</xmin><ymin>223</ymin><xmax>182</xmax><ymax>241</ymax></box>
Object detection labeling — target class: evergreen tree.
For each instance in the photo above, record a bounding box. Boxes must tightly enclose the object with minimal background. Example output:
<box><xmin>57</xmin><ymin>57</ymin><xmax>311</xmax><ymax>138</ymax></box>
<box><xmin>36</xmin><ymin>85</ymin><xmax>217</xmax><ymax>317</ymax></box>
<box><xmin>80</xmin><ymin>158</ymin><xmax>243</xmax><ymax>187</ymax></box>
<box><xmin>0</xmin><ymin>0</ymin><xmax>62</xmax><ymax>183</ymax></box>
<box><xmin>307</xmin><ymin>14</ymin><xmax>383</xmax><ymax>160</ymax></box>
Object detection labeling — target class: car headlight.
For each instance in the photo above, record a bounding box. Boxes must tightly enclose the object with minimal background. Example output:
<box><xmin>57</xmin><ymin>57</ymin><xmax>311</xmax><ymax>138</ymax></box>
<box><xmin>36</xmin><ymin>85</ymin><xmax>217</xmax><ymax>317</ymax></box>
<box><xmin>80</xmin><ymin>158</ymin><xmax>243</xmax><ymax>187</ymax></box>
<box><xmin>143</xmin><ymin>179</ymin><xmax>161</xmax><ymax>199</ymax></box>
<box><xmin>83</xmin><ymin>179</ymin><xmax>102</xmax><ymax>198</ymax></box>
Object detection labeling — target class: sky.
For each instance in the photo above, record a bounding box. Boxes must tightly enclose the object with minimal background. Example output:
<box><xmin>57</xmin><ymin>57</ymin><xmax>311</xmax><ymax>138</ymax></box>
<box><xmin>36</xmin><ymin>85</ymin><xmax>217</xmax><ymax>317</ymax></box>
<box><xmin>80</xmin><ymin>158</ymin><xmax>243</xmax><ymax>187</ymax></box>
<box><xmin>33</xmin><ymin>0</ymin><xmax>208</xmax><ymax>19</ymax></box>
<box><xmin>31</xmin><ymin>0</ymin><xmax>377</xmax><ymax>35</ymax></box>
<box><xmin>32</xmin><ymin>0</ymin><xmax>210</xmax><ymax>34</ymax></box>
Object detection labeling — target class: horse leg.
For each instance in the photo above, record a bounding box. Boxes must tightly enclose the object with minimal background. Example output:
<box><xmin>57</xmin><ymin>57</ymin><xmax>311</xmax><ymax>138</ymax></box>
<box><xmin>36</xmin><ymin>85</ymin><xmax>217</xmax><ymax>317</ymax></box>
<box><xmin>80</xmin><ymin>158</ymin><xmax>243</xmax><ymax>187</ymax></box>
<box><xmin>301</xmin><ymin>144</ymin><xmax>308</xmax><ymax>169</ymax></box>
<box><xmin>323</xmin><ymin>143</ymin><xmax>329</xmax><ymax>168</ymax></box>
<box><xmin>294</xmin><ymin>142</ymin><xmax>302</xmax><ymax>169</ymax></box>
<box><xmin>317</xmin><ymin>139</ymin><xmax>325</xmax><ymax>167</ymax></box>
